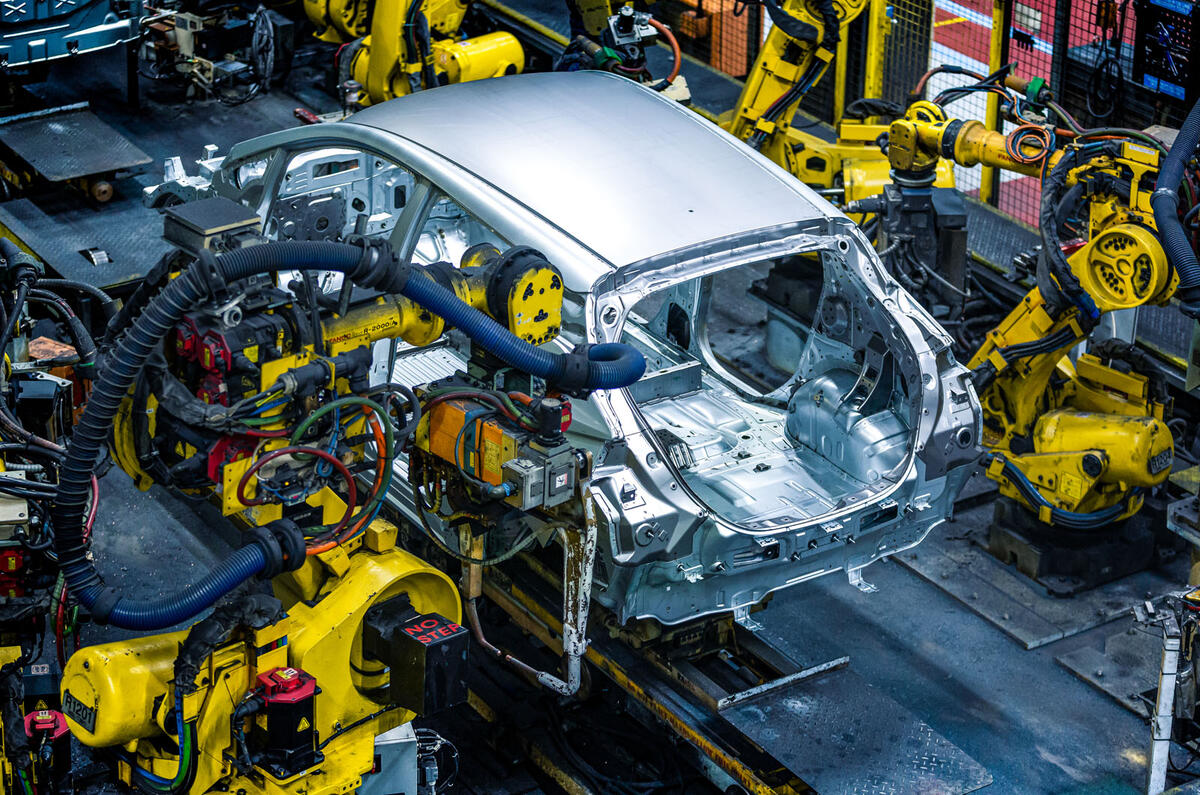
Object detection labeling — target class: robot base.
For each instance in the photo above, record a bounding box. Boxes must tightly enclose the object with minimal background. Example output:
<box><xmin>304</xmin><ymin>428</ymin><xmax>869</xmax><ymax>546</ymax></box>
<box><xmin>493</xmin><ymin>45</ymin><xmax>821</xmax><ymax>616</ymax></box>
<box><xmin>987</xmin><ymin>497</ymin><xmax>1170</xmax><ymax>597</ymax></box>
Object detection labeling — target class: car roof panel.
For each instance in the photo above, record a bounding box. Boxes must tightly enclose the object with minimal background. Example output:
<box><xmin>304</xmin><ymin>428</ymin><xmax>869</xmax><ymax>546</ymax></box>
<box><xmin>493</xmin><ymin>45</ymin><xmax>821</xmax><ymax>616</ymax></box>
<box><xmin>346</xmin><ymin>71</ymin><xmax>829</xmax><ymax>268</ymax></box>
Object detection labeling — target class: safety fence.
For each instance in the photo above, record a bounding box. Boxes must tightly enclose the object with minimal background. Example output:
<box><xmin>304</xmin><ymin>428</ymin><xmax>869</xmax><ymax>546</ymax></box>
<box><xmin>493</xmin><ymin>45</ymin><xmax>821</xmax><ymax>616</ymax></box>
<box><xmin>653</xmin><ymin>0</ymin><xmax>1193</xmax><ymax>222</ymax></box>
<box><xmin>647</xmin><ymin>0</ymin><xmax>1195</xmax><ymax>365</ymax></box>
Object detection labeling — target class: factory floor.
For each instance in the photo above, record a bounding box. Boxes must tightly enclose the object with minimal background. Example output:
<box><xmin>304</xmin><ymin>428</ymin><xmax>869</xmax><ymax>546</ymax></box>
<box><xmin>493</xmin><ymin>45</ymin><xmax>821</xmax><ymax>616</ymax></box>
<box><xmin>13</xmin><ymin>45</ymin><xmax>1169</xmax><ymax>795</ymax></box>
<box><xmin>85</xmin><ymin>472</ymin><xmax>1156</xmax><ymax>794</ymax></box>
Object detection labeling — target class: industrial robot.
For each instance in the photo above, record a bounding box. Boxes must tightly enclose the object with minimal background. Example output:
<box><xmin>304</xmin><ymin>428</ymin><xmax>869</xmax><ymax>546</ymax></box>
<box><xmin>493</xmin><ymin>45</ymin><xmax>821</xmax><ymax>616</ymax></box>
<box><xmin>845</xmin><ymin>81</ymin><xmax>1200</xmax><ymax>591</ymax></box>
<box><xmin>0</xmin><ymin>237</ymin><xmax>113</xmax><ymax>793</ymax></box>
<box><xmin>0</xmin><ymin>197</ymin><xmax>643</xmax><ymax>791</ymax></box>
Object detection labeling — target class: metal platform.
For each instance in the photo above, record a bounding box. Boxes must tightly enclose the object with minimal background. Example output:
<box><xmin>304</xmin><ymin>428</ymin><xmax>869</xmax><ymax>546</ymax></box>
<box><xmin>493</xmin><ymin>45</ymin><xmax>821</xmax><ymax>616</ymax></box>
<box><xmin>1047</xmin><ymin>496</ymin><xmax>1200</xmax><ymax>719</ymax></box>
<box><xmin>895</xmin><ymin>494</ymin><xmax>1187</xmax><ymax>649</ymax></box>
<box><xmin>0</xmin><ymin>197</ymin><xmax>171</xmax><ymax>289</ymax></box>
<box><xmin>0</xmin><ymin>47</ymin><xmax>337</xmax><ymax>290</ymax></box>
<box><xmin>488</xmin><ymin>558</ymin><xmax>991</xmax><ymax>795</ymax></box>
<box><xmin>0</xmin><ymin>104</ymin><xmax>150</xmax><ymax>182</ymax></box>
<box><xmin>722</xmin><ymin>667</ymin><xmax>991</xmax><ymax>794</ymax></box>
<box><xmin>1056</xmin><ymin>620</ymin><xmax>1162</xmax><ymax>717</ymax></box>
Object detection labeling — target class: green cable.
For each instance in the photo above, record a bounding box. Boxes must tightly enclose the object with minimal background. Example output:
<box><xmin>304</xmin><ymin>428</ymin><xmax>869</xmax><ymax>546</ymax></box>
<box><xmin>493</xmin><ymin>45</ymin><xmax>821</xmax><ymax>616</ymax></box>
<box><xmin>130</xmin><ymin>722</ymin><xmax>196</xmax><ymax>793</ymax></box>
<box><xmin>1075</xmin><ymin>128</ymin><xmax>1197</xmax><ymax>209</ymax></box>
<box><xmin>1078</xmin><ymin>127</ymin><xmax>1167</xmax><ymax>152</ymax></box>
<box><xmin>290</xmin><ymin>396</ymin><xmax>394</xmax><ymax>535</ymax></box>
<box><xmin>291</xmin><ymin>396</ymin><xmax>387</xmax><ymax>447</ymax></box>
<box><xmin>16</xmin><ymin>768</ymin><xmax>34</xmax><ymax>795</ymax></box>
<box><xmin>412</xmin><ymin>479</ymin><xmax>541</xmax><ymax>565</ymax></box>
<box><xmin>424</xmin><ymin>386</ymin><xmax>537</xmax><ymax>428</ymax></box>
<box><xmin>497</xmin><ymin>393</ymin><xmax>537</xmax><ymax>428</ymax></box>
<box><xmin>237</xmin><ymin>416</ymin><xmax>282</xmax><ymax>427</ymax></box>
<box><xmin>420</xmin><ymin>386</ymin><xmax>460</xmax><ymax>397</ymax></box>
<box><xmin>50</xmin><ymin>572</ymin><xmax>64</xmax><ymax>613</ymax></box>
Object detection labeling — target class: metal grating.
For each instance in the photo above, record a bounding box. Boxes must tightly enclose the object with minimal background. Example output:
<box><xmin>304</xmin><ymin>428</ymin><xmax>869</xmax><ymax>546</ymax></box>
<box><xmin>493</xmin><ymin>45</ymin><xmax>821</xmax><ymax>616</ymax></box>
<box><xmin>652</xmin><ymin>0</ymin><xmax>872</xmax><ymax>122</ymax></box>
<box><xmin>0</xmin><ymin>107</ymin><xmax>151</xmax><ymax>183</ymax></box>
<box><xmin>884</xmin><ymin>0</ymin><xmax>936</xmax><ymax>106</ymax></box>
<box><xmin>994</xmin><ymin>0</ymin><xmax>1196</xmax><ymax>221</ymax></box>
<box><xmin>803</xmin><ymin>12</ymin><xmax>872</xmax><ymax>123</ymax></box>
<box><xmin>1138</xmin><ymin>303</ymin><xmax>1193</xmax><ymax>363</ymax></box>
<box><xmin>964</xmin><ymin>200</ymin><xmax>1040</xmax><ymax>271</ymax></box>
<box><xmin>1053</xmin><ymin>0</ymin><xmax>1143</xmax><ymax>125</ymax></box>
<box><xmin>655</xmin><ymin>0</ymin><xmax>763</xmax><ymax>79</ymax></box>
<box><xmin>722</xmin><ymin>665</ymin><xmax>992</xmax><ymax>794</ymax></box>
<box><xmin>927</xmin><ymin>0</ymin><xmax>996</xmax><ymax>198</ymax></box>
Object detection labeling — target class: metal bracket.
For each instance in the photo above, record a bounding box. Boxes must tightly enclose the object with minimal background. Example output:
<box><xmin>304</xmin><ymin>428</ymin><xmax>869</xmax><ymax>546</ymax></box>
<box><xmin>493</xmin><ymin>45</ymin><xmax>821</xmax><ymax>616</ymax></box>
<box><xmin>677</xmin><ymin>562</ymin><xmax>704</xmax><ymax>584</ymax></box>
<box><xmin>717</xmin><ymin>655</ymin><xmax>850</xmax><ymax>711</ymax></box>
<box><xmin>732</xmin><ymin>604</ymin><xmax>763</xmax><ymax>632</ymax></box>
<box><xmin>848</xmin><ymin>567</ymin><xmax>878</xmax><ymax>594</ymax></box>
<box><xmin>1146</xmin><ymin>614</ymin><xmax>1181</xmax><ymax>795</ymax></box>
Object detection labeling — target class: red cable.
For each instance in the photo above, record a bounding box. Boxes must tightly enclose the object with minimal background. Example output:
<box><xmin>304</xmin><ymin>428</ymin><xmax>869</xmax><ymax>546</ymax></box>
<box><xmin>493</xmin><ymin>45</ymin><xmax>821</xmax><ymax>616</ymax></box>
<box><xmin>306</xmin><ymin>412</ymin><xmax>388</xmax><ymax>555</ymax></box>
<box><xmin>235</xmin><ymin>446</ymin><xmax>358</xmax><ymax>533</ymax></box>
<box><xmin>425</xmin><ymin>392</ymin><xmax>524</xmax><ymax>425</ymax></box>
<box><xmin>54</xmin><ymin>581</ymin><xmax>67</xmax><ymax>668</ymax></box>
<box><xmin>648</xmin><ymin>18</ymin><xmax>681</xmax><ymax>84</ymax></box>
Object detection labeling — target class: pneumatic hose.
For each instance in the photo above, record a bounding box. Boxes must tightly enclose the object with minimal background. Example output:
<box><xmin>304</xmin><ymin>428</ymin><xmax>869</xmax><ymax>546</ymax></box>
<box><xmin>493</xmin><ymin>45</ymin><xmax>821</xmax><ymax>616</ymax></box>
<box><xmin>53</xmin><ymin>240</ymin><xmax>644</xmax><ymax>631</ymax></box>
<box><xmin>398</xmin><ymin>272</ymin><xmax>646</xmax><ymax>390</ymax></box>
<box><xmin>1151</xmin><ymin>97</ymin><xmax>1200</xmax><ymax>317</ymax></box>
<box><xmin>212</xmin><ymin>240</ymin><xmax>647</xmax><ymax>391</ymax></box>
<box><xmin>51</xmin><ymin>260</ymin><xmax>282</xmax><ymax>631</ymax></box>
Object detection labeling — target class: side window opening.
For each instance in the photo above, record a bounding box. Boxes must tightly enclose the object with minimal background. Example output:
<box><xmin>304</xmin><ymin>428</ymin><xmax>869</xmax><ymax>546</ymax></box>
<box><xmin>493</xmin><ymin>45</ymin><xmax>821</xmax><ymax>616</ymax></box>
<box><xmin>267</xmin><ymin>148</ymin><xmax>416</xmax><ymax>242</ymax></box>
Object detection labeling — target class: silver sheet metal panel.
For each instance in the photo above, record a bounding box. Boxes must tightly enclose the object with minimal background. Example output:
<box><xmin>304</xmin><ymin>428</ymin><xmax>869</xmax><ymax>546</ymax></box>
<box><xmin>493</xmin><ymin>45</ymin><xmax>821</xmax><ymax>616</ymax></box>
<box><xmin>348</xmin><ymin>71</ymin><xmax>827</xmax><ymax>268</ymax></box>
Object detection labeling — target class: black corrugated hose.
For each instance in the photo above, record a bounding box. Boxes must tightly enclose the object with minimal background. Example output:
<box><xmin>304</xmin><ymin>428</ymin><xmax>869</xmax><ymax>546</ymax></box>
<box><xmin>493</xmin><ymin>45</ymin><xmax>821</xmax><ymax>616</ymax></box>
<box><xmin>1151</xmin><ymin>97</ymin><xmax>1200</xmax><ymax>317</ymax></box>
<box><xmin>53</xmin><ymin>240</ymin><xmax>645</xmax><ymax>631</ymax></box>
<box><xmin>37</xmin><ymin>278</ymin><xmax>118</xmax><ymax>326</ymax></box>
<box><xmin>1039</xmin><ymin>144</ymin><xmax>1114</xmax><ymax>326</ymax></box>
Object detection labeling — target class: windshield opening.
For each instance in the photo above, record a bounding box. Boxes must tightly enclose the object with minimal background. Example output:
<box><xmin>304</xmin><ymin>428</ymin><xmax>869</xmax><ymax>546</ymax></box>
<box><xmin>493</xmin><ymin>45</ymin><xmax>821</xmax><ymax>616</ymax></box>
<box><xmin>621</xmin><ymin>252</ymin><xmax>824</xmax><ymax>402</ymax></box>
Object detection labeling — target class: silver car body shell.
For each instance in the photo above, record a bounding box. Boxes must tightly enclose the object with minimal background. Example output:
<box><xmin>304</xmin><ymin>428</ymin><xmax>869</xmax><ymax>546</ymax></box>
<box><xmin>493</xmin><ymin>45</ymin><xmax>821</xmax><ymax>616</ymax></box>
<box><xmin>187</xmin><ymin>72</ymin><xmax>980</xmax><ymax>626</ymax></box>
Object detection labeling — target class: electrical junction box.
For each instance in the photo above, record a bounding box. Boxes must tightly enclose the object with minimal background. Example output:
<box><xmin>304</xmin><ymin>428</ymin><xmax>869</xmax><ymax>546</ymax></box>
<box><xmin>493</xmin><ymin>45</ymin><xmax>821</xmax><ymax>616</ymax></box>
<box><xmin>359</xmin><ymin>723</ymin><xmax>419</xmax><ymax>795</ymax></box>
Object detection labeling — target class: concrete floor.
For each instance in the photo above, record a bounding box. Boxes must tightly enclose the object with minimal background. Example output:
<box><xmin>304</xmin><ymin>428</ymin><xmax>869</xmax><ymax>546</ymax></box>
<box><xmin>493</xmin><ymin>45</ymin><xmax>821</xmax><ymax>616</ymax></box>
<box><xmin>10</xmin><ymin>40</ymin><xmax>1172</xmax><ymax>795</ymax></box>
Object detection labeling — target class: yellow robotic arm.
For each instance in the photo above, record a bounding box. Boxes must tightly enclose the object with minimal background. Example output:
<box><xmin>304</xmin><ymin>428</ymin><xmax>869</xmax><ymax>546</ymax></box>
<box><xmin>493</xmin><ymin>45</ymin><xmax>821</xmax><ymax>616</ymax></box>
<box><xmin>961</xmin><ymin>137</ymin><xmax>1175</xmax><ymax>525</ymax></box>
<box><xmin>73</xmin><ymin>239</ymin><xmax>570</xmax><ymax>793</ymax></box>
<box><xmin>307</xmin><ymin>0</ymin><xmax>524</xmax><ymax>105</ymax></box>
<box><xmin>887</xmin><ymin>99</ymin><xmax>1059</xmax><ymax>179</ymax></box>
<box><xmin>718</xmin><ymin>0</ymin><xmax>965</xmax><ymax>216</ymax></box>
<box><xmin>967</xmin><ymin>221</ymin><xmax>1175</xmax><ymax>523</ymax></box>
<box><xmin>724</xmin><ymin>0</ymin><xmax>861</xmax><ymax>149</ymax></box>
<box><xmin>874</xmin><ymin>95</ymin><xmax>1178</xmax><ymax>528</ymax></box>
